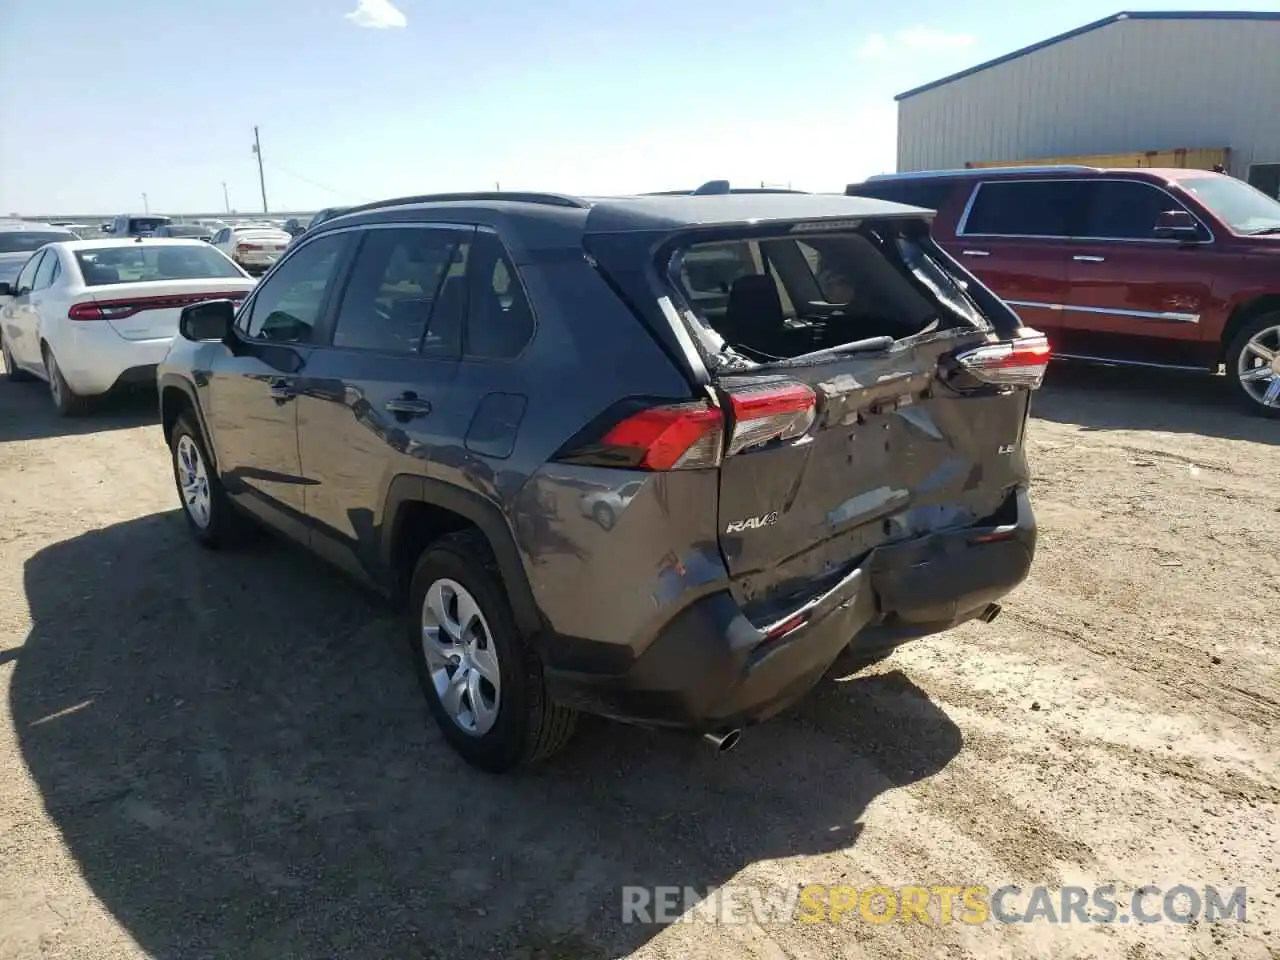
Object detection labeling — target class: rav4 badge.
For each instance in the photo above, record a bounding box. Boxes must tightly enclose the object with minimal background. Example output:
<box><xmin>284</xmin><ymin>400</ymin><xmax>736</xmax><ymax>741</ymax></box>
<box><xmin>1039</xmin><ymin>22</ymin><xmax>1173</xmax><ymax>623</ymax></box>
<box><xmin>725</xmin><ymin>512</ymin><xmax>780</xmax><ymax>534</ymax></box>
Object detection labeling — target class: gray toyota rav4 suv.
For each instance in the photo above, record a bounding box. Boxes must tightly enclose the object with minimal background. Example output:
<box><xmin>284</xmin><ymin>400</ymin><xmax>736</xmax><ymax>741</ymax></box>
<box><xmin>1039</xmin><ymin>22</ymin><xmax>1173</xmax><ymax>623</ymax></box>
<box><xmin>158</xmin><ymin>186</ymin><xmax>1045</xmax><ymax>772</ymax></box>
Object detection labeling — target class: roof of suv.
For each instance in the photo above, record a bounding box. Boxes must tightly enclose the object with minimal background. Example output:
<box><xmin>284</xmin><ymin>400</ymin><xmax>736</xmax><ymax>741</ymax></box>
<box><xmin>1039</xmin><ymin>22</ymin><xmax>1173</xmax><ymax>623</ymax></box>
<box><xmin>319</xmin><ymin>190</ymin><xmax>934</xmax><ymax>257</ymax></box>
<box><xmin>852</xmin><ymin>165</ymin><xmax>1222</xmax><ymax>190</ymax></box>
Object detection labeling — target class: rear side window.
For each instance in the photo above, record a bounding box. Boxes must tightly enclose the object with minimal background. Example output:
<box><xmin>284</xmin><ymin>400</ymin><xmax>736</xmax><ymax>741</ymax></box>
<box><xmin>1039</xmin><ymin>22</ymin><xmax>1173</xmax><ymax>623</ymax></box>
<box><xmin>1081</xmin><ymin>181</ymin><xmax>1188</xmax><ymax>240</ymax></box>
<box><xmin>463</xmin><ymin>232</ymin><xmax>535</xmax><ymax>360</ymax></box>
<box><xmin>330</xmin><ymin>227</ymin><xmax>459</xmax><ymax>355</ymax></box>
<box><xmin>241</xmin><ymin>233</ymin><xmax>346</xmax><ymax>343</ymax></box>
<box><xmin>961</xmin><ymin>180</ymin><xmax>1082</xmax><ymax>237</ymax></box>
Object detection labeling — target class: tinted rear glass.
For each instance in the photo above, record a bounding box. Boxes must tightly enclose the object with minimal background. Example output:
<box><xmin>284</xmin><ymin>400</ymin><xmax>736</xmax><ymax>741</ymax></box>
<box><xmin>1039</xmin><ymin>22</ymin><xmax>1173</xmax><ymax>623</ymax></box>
<box><xmin>0</xmin><ymin>231</ymin><xmax>73</xmax><ymax>253</ymax></box>
<box><xmin>128</xmin><ymin>217</ymin><xmax>172</xmax><ymax>233</ymax></box>
<box><xmin>75</xmin><ymin>245</ymin><xmax>245</xmax><ymax>285</ymax></box>
<box><xmin>159</xmin><ymin>225</ymin><xmax>209</xmax><ymax>237</ymax></box>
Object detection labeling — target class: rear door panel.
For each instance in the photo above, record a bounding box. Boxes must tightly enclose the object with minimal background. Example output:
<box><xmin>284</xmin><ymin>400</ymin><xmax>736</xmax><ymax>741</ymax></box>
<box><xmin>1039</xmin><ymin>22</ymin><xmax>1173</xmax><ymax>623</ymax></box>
<box><xmin>715</xmin><ymin>329</ymin><xmax>1030</xmax><ymax>615</ymax></box>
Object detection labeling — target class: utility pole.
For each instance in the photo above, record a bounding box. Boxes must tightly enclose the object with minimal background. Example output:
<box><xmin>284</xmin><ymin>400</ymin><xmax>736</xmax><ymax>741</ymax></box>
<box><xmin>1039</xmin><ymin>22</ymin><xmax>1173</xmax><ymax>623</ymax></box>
<box><xmin>222</xmin><ymin>181</ymin><xmax>230</xmax><ymax>214</ymax></box>
<box><xmin>251</xmin><ymin>126</ymin><xmax>268</xmax><ymax>213</ymax></box>
<box><xmin>141</xmin><ymin>192</ymin><xmax>149</xmax><ymax>214</ymax></box>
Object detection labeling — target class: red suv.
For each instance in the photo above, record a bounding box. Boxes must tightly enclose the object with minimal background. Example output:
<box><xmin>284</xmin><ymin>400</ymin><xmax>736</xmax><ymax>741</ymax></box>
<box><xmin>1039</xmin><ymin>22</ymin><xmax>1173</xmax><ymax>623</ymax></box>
<box><xmin>847</xmin><ymin>166</ymin><xmax>1280</xmax><ymax>417</ymax></box>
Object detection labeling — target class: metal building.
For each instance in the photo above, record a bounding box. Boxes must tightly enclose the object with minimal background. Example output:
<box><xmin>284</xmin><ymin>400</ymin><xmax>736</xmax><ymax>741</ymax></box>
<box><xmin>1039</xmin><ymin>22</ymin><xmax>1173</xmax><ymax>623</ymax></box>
<box><xmin>895</xmin><ymin>11</ymin><xmax>1280</xmax><ymax>197</ymax></box>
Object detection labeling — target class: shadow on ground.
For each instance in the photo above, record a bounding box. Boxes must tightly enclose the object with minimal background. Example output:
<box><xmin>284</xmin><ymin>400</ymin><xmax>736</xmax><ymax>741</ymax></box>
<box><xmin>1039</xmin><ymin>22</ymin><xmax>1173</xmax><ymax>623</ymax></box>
<box><xmin>1033</xmin><ymin>364</ymin><xmax>1276</xmax><ymax>445</ymax></box>
<box><xmin>13</xmin><ymin>513</ymin><xmax>962</xmax><ymax>959</ymax></box>
<box><xmin>0</xmin><ymin>376</ymin><xmax>158</xmax><ymax>442</ymax></box>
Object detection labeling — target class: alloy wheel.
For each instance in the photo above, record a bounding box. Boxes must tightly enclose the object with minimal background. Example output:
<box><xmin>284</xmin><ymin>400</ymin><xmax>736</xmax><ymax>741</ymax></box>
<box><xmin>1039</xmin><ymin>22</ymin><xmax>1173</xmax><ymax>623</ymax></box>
<box><xmin>1237</xmin><ymin>323</ymin><xmax>1280</xmax><ymax>409</ymax></box>
<box><xmin>175</xmin><ymin>434</ymin><xmax>212</xmax><ymax>529</ymax></box>
<box><xmin>421</xmin><ymin>577</ymin><xmax>501</xmax><ymax>736</ymax></box>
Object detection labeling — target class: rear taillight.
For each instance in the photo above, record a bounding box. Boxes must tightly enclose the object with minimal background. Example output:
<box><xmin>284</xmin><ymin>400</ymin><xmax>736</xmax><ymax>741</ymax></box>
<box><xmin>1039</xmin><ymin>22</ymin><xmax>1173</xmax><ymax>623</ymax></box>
<box><xmin>553</xmin><ymin>380</ymin><xmax>817</xmax><ymax>472</ymax></box>
<box><xmin>953</xmin><ymin>334</ymin><xmax>1051</xmax><ymax>389</ymax></box>
<box><xmin>598</xmin><ymin>401</ymin><xmax>723</xmax><ymax>470</ymax></box>
<box><xmin>236</xmin><ymin>243</ymin><xmax>262</xmax><ymax>252</ymax></box>
<box><xmin>69</xmin><ymin>291</ymin><xmax>247</xmax><ymax>322</ymax></box>
<box><xmin>724</xmin><ymin>381</ymin><xmax>816</xmax><ymax>456</ymax></box>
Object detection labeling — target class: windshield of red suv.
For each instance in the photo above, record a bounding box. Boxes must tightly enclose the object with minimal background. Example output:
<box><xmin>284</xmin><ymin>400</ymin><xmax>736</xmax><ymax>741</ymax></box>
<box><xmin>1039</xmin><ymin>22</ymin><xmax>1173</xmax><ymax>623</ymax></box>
<box><xmin>1179</xmin><ymin>176</ymin><xmax>1280</xmax><ymax>235</ymax></box>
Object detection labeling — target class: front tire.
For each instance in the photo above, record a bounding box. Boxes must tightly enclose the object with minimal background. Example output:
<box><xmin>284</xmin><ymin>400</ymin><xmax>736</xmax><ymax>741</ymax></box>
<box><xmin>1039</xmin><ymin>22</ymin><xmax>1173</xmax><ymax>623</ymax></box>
<box><xmin>169</xmin><ymin>413</ymin><xmax>247</xmax><ymax>548</ymax></box>
<box><xmin>408</xmin><ymin>529</ymin><xmax>577</xmax><ymax>773</ymax></box>
<box><xmin>1226</xmin><ymin>312</ymin><xmax>1280</xmax><ymax>418</ymax></box>
<box><xmin>1</xmin><ymin>335</ymin><xmax>33</xmax><ymax>382</ymax></box>
<box><xmin>42</xmin><ymin>344</ymin><xmax>92</xmax><ymax>415</ymax></box>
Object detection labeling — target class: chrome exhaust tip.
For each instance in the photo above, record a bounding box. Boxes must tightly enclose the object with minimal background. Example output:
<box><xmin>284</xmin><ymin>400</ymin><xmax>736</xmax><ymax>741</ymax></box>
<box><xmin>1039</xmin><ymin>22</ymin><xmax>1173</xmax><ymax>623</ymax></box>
<box><xmin>702</xmin><ymin>729</ymin><xmax>742</xmax><ymax>753</ymax></box>
<box><xmin>978</xmin><ymin>602</ymin><xmax>1002</xmax><ymax>624</ymax></box>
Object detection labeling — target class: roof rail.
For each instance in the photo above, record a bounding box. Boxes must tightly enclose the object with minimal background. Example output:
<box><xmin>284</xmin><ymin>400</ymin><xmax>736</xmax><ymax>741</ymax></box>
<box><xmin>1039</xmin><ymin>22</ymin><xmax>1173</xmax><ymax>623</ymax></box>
<box><xmin>864</xmin><ymin>164</ymin><xmax>1099</xmax><ymax>182</ymax></box>
<box><xmin>338</xmin><ymin>191</ymin><xmax>591</xmax><ymax>218</ymax></box>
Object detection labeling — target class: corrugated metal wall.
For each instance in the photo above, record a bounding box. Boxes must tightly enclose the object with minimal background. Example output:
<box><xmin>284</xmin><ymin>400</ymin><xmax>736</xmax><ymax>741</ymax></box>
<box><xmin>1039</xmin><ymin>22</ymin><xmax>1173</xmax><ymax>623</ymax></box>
<box><xmin>897</xmin><ymin>18</ymin><xmax>1280</xmax><ymax>179</ymax></box>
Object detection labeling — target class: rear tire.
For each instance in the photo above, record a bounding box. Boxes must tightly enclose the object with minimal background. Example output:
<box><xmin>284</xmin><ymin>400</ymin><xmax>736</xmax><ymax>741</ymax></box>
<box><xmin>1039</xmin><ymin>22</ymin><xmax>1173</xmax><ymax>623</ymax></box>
<box><xmin>408</xmin><ymin>529</ymin><xmax>577</xmax><ymax>773</ymax></box>
<box><xmin>42</xmin><ymin>345</ymin><xmax>92</xmax><ymax>416</ymax></box>
<box><xmin>1225</xmin><ymin>311</ymin><xmax>1280</xmax><ymax>419</ymax></box>
<box><xmin>1</xmin><ymin>335</ymin><xmax>33</xmax><ymax>382</ymax></box>
<box><xmin>169</xmin><ymin>413</ymin><xmax>250</xmax><ymax>548</ymax></box>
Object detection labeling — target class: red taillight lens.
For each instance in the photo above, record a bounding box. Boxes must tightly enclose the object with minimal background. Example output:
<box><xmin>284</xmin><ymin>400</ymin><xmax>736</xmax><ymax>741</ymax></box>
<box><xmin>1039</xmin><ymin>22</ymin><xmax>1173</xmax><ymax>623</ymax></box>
<box><xmin>725</xmin><ymin>381</ymin><xmax>816</xmax><ymax>456</ymax></box>
<box><xmin>69</xmin><ymin>291</ymin><xmax>247</xmax><ymax>322</ymax></box>
<box><xmin>236</xmin><ymin>243</ymin><xmax>262</xmax><ymax>252</ymax></box>
<box><xmin>599</xmin><ymin>401</ymin><xmax>723</xmax><ymax>470</ymax></box>
<box><xmin>954</xmin><ymin>334</ymin><xmax>1051</xmax><ymax>389</ymax></box>
<box><xmin>69</xmin><ymin>302</ymin><xmax>105</xmax><ymax>320</ymax></box>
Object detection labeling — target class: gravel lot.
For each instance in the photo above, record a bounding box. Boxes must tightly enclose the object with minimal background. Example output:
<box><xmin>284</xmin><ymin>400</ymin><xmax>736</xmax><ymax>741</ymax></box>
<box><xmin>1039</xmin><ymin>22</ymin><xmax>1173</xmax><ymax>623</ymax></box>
<box><xmin>0</xmin><ymin>364</ymin><xmax>1276</xmax><ymax>960</ymax></box>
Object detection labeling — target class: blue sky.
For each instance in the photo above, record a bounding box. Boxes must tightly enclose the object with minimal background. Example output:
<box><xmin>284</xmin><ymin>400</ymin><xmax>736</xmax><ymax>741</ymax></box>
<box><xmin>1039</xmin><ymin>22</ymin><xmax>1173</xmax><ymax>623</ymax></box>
<box><xmin>1</xmin><ymin>0</ymin><xmax>1274</xmax><ymax>215</ymax></box>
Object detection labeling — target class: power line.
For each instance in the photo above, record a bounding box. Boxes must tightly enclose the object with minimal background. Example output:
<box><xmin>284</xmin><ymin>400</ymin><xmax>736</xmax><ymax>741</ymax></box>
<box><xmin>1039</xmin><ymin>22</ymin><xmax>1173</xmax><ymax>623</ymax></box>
<box><xmin>261</xmin><ymin>161</ymin><xmax>373</xmax><ymax>203</ymax></box>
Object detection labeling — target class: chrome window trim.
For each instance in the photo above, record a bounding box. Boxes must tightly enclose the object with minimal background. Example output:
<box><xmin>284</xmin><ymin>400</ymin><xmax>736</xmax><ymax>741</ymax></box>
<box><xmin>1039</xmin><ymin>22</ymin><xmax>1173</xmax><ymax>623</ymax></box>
<box><xmin>956</xmin><ymin>177</ymin><xmax>1216</xmax><ymax>244</ymax></box>
<box><xmin>1005</xmin><ymin>298</ymin><xmax>1199</xmax><ymax>324</ymax></box>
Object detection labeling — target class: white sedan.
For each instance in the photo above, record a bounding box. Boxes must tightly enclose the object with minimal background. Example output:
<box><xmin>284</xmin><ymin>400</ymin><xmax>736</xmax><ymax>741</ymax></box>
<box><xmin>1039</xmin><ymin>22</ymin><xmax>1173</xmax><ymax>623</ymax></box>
<box><xmin>210</xmin><ymin>224</ymin><xmax>291</xmax><ymax>275</ymax></box>
<box><xmin>0</xmin><ymin>238</ymin><xmax>256</xmax><ymax>415</ymax></box>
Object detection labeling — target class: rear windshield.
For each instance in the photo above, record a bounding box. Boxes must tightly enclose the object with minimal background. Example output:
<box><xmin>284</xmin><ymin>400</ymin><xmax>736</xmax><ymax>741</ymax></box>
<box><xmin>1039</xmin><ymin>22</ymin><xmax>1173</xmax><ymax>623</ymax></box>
<box><xmin>128</xmin><ymin>217</ymin><xmax>172</xmax><ymax>233</ymax></box>
<box><xmin>667</xmin><ymin>226</ymin><xmax>986</xmax><ymax>364</ymax></box>
<box><xmin>159</xmin><ymin>225</ymin><xmax>208</xmax><ymax>237</ymax></box>
<box><xmin>75</xmin><ymin>245</ymin><xmax>245</xmax><ymax>285</ymax></box>
<box><xmin>0</xmin><ymin>231</ymin><xmax>73</xmax><ymax>253</ymax></box>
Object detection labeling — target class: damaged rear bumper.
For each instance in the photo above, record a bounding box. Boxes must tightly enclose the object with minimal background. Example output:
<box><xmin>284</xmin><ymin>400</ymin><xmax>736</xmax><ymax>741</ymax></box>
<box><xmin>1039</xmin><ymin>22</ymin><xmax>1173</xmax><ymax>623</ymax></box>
<box><xmin>544</xmin><ymin>488</ymin><xmax>1036</xmax><ymax>732</ymax></box>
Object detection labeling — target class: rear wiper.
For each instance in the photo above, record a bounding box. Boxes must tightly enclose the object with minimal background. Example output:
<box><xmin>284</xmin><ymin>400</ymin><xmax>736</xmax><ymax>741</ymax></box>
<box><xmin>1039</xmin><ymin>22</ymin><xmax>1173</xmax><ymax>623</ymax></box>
<box><xmin>779</xmin><ymin>336</ymin><xmax>894</xmax><ymax>365</ymax></box>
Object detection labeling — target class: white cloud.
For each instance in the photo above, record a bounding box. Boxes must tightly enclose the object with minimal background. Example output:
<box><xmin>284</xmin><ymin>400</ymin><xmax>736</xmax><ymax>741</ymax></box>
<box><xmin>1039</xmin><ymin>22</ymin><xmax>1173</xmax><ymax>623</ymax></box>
<box><xmin>857</xmin><ymin>34</ymin><xmax>889</xmax><ymax>59</ymax></box>
<box><xmin>896</xmin><ymin>27</ymin><xmax>976</xmax><ymax>51</ymax></box>
<box><xmin>858</xmin><ymin>26</ymin><xmax>974</xmax><ymax>58</ymax></box>
<box><xmin>344</xmin><ymin>0</ymin><xmax>407</xmax><ymax>29</ymax></box>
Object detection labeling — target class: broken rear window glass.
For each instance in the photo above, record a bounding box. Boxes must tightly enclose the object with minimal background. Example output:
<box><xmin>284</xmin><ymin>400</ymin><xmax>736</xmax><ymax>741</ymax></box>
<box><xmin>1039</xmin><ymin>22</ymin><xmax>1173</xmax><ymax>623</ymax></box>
<box><xmin>666</xmin><ymin>227</ymin><xmax>985</xmax><ymax>364</ymax></box>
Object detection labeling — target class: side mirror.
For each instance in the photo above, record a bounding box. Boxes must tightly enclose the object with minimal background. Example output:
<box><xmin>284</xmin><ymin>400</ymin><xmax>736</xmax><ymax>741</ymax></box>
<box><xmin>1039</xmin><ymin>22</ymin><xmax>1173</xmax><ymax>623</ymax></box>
<box><xmin>1154</xmin><ymin>209</ymin><xmax>1202</xmax><ymax>241</ymax></box>
<box><xmin>0</xmin><ymin>282</ymin><xmax>12</xmax><ymax>297</ymax></box>
<box><xmin>179</xmin><ymin>299</ymin><xmax>235</xmax><ymax>342</ymax></box>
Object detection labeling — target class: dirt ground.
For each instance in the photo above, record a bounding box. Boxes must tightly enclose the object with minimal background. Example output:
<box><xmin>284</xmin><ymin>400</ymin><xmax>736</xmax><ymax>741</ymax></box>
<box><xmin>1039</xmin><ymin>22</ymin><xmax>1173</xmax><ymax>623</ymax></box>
<box><xmin>0</xmin><ymin>363</ymin><xmax>1276</xmax><ymax>960</ymax></box>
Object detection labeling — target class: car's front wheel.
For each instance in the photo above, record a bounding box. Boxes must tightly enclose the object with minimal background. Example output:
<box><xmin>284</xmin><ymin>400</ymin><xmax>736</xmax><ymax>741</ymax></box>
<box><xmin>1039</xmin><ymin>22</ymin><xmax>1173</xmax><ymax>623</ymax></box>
<box><xmin>1226</xmin><ymin>311</ymin><xmax>1280</xmax><ymax>418</ymax></box>
<box><xmin>169</xmin><ymin>413</ymin><xmax>247</xmax><ymax>548</ymax></box>
<box><xmin>408</xmin><ymin>529</ymin><xmax>577</xmax><ymax>773</ymax></box>
<box><xmin>1</xmin><ymin>335</ymin><xmax>33</xmax><ymax>382</ymax></box>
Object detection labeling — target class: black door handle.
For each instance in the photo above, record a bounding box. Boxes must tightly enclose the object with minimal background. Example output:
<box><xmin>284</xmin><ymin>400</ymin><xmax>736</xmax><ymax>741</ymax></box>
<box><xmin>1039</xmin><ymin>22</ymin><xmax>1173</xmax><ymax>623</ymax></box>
<box><xmin>269</xmin><ymin>379</ymin><xmax>297</xmax><ymax>402</ymax></box>
<box><xmin>385</xmin><ymin>396</ymin><xmax>432</xmax><ymax>417</ymax></box>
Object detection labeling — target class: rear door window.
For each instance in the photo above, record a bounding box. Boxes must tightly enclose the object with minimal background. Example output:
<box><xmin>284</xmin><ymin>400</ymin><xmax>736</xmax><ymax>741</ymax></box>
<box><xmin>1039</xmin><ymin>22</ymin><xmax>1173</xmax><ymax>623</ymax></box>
<box><xmin>960</xmin><ymin>180</ymin><xmax>1083</xmax><ymax>237</ymax></box>
<box><xmin>328</xmin><ymin>227</ymin><xmax>459</xmax><ymax>355</ymax></box>
<box><xmin>1081</xmin><ymin>181</ymin><xmax>1189</xmax><ymax>240</ymax></box>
